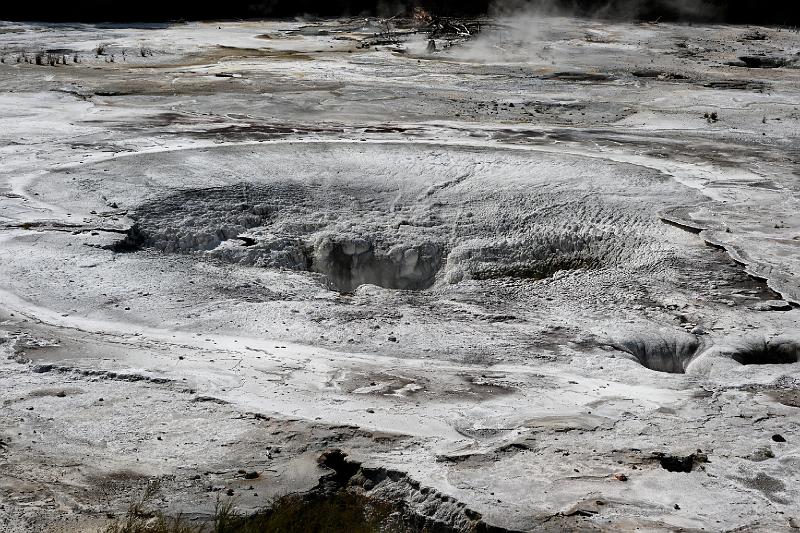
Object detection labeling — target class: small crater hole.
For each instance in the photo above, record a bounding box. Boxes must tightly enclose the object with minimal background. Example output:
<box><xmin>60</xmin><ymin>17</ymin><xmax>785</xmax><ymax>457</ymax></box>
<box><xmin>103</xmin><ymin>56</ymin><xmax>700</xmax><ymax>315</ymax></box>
<box><xmin>616</xmin><ymin>335</ymin><xmax>700</xmax><ymax>374</ymax></box>
<box><xmin>729</xmin><ymin>339</ymin><xmax>800</xmax><ymax>366</ymax></box>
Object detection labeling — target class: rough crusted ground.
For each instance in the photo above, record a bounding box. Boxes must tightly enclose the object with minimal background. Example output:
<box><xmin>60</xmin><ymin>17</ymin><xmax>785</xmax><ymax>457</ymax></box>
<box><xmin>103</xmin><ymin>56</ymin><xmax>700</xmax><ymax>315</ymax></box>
<box><xmin>0</xmin><ymin>16</ymin><xmax>799</xmax><ymax>532</ymax></box>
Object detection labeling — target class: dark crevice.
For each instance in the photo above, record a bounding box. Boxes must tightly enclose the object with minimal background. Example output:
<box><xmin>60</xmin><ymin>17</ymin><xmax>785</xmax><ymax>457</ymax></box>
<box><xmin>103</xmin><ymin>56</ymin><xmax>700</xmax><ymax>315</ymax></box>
<box><xmin>659</xmin><ymin>216</ymin><xmax>703</xmax><ymax>234</ymax></box>
<box><xmin>647</xmin><ymin>451</ymin><xmax>708</xmax><ymax>473</ymax></box>
<box><xmin>729</xmin><ymin>339</ymin><xmax>800</xmax><ymax>366</ymax></box>
<box><xmin>615</xmin><ymin>335</ymin><xmax>700</xmax><ymax>373</ymax></box>
<box><xmin>235</xmin><ymin>236</ymin><xmax>257</xmax><ymax>247</ymax></box>
<box><xmin>660</xmin><ymin>456</ymin><xmax>694</xmax><ymax>472</ymax></box>
<box><xmin>312</xmin><ymin>238</ymin><xmax>443</xmax><ymax>292</ymax></box>
<box><xmin>106</xmin><ymin>224</ymin><xmax>146</xmax><ymax>252</ymax></box>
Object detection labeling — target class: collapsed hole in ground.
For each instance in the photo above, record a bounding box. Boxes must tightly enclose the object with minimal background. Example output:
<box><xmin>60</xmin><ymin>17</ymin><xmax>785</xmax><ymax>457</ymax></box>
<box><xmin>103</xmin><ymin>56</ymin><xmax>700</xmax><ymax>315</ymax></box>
<box><xmin>111</xmin><ymin>184</ymin><xmax>447</xmax><ymax>292</ymax></box>
<box><xmin>110</xmin><ymin>182</ymin><xmax>640</xmax><ymax>293</ymax></box>
<box><xmin>729</xmin><ymin>339</ymin><xmax>800</xmax><ymax>366</ymax></box>
<box><xmin>312</xmin><ymin>237</ymin><xmax>444</xmax><ymax>292</ymax></box>
<box><xmin>615</xmin><ymin>335</ymin><xmax>700</xmax><ymax>374</ymax></box>
<box><xmin>654</xmin><ymin>452</ymin><xmax>708</xmax><ymax>473</ymax></box>
<box><xmin>235</xmin><ymin>235</ymin><xmax>257</xmax><ymax>247</ymax></box>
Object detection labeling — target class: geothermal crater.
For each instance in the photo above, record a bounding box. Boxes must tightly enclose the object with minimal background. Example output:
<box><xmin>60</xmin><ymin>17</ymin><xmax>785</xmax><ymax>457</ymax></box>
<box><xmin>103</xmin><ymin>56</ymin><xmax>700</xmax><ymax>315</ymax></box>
<box><xmin>1</xmin><ymin>14</ymin><xmax>799</xmax><ymax>533</ymax></box>
<box><xmin>104</xmin><ymin>142</ymin><xmax>695</xmax><ymax>297</ymax></box>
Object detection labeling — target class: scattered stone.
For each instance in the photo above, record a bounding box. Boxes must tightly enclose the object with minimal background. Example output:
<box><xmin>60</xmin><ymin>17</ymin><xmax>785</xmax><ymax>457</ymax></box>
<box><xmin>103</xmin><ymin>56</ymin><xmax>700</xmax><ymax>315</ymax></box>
<box><xmin>613</xmin><ymin>473</ymin><xmax>628</xmax><ymax>481</ymax></box>
<box><xmin>772</xmin><ymin>434</ymin><xmax>787</xmax><ymax>443</ymax></box>
<box><xmin>747</xmin><ymin>447</ymin><xmax>775</xmax><ymax>461</ymax></box>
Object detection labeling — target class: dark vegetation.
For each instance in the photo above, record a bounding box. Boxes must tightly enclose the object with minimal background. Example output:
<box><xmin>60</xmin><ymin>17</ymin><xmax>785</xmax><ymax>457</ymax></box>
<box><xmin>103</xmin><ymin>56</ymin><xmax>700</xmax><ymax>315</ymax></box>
<box><xmin>103</xmin><ymin>450</ymin><xmax>508</xmax><ymax>532</ymax></box>
<box><xmin>103</xmin><ymin>481</ymin><xmax>411</xmax><ymax>533</ymax></box>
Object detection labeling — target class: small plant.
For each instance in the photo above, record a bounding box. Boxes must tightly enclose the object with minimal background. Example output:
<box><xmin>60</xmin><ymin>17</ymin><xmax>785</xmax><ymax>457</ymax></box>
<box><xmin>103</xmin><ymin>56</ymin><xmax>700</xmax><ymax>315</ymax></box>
<box><xmin>703</xmin><ymin>111</ymin><xmax>718</xmax><ymax>123</ymax></box>
<box><xmin>102</xmin><ymin>480</ymin><xmax>204</xmax><ymax>533</ymax></box>
<box><xmin>96</xmin><ymin>43</ymin><xmax>107</xmax><ymax>56</ymax></box>
<box><xmin>247</xmin><ymin>492</ymin><xmax>399</xmax><ymax>533</ymax></box>
<box><xmin>102</xmin><ymin>483</ymin><xmax>412</xmax><ymax>533</ymax></box>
